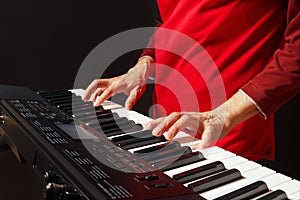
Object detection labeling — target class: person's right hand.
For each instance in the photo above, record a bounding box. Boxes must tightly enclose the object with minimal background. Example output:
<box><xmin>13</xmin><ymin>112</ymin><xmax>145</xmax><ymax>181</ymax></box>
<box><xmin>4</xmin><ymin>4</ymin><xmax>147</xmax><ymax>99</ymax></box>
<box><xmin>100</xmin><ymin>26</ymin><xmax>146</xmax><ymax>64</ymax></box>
<box><xmin>82</xmin><ymin>57</ymin><xmax>154</xmax><ymax>109</ymax></box>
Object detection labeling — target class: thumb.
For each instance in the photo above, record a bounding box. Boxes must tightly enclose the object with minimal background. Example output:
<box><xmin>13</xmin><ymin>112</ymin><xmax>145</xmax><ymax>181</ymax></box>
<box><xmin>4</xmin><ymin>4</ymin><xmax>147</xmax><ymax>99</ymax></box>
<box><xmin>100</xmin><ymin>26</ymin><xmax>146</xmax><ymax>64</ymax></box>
<box><xmin>125</xmin><ymin>86</ymin><xmax>145</xmax><ymax>110</ymax></box>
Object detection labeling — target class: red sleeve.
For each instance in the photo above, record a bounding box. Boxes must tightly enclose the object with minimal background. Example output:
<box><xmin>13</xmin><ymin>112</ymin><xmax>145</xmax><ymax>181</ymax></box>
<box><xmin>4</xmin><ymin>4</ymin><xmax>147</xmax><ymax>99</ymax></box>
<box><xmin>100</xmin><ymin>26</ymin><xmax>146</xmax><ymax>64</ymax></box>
<box><xmin>242</xmin><ymin>0</ymin><xmax>300</xmax><ymax>116</ymax></box>
<box><xmin>140</xmin><ymin>39</ymin><xmax>155</xmax><ymax>60</ymax></box>
<box><xmin>140</xmin><ymin>1</ymin><xmax>162</xmax><ymax>60</ymax></box>
<box><xmin>140</xmin><ymin>24</ymin><xmax>160</xmax><ymax>60</ymax></box>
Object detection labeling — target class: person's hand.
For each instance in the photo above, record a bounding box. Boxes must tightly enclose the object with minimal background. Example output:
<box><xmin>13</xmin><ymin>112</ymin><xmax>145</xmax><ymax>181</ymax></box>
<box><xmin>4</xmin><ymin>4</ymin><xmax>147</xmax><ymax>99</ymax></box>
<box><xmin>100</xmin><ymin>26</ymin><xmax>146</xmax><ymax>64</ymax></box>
<box><xmin>82</xmin><ymin>57</ymin><xmax>154</xmax><ymax>109</ymax></box>
<box><xmin>145</xmin><ymin>91</ymin><xmax>260</xmax><ymax>149</ymax></box>
<box><xmin>145</xmin><ymin>110</ymin><xmax>227</xmax><ymax>150</ymax></box>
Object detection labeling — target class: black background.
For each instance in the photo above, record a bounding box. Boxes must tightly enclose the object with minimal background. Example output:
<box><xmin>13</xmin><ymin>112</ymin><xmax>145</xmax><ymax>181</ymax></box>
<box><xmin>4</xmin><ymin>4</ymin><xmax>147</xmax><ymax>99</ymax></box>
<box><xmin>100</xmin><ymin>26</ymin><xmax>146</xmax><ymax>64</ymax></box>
<box><xmin>0</xmin><ymin>1</ymin><xmax>299</xmax><ymax>199</ymax></box>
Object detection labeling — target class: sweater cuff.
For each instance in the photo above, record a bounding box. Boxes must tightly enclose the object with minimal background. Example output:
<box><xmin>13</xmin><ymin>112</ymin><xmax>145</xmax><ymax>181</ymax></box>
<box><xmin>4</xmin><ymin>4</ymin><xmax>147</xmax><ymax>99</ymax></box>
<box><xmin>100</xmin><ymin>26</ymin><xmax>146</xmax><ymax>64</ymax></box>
<box><xmin>239</xmin><ymin>89</ymin><xmax>267</xmax><ymax>119</ymax></box>
<box><xmin>138</xmin><ymin>55</ymin><xmax>155</xmax><ymax>62</ymax></box>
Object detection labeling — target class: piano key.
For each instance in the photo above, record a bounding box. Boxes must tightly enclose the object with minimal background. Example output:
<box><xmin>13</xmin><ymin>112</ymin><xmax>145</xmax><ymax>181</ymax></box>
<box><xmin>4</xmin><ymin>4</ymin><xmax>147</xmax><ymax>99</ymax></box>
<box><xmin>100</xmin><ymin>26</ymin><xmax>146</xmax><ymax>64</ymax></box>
<box><xmin>111</xmin><ymin>130</ymin><xmax>155</xmax><ymax>143</ymax></box>
<box><xmin>271</xmin><ymin>179</ymin><xmax>300</xmax><ymax>197</ymax></box>
<box><xmin>200</xmin><ymin>146</ymin><xmax>225</xmax><ymax>156</ymax></box>
<box><xmin>59</xmin><ymin>101</ymin><xmax>95</xmax><ymax>111</ymax></box>
<box><xmin>164</xmin><ymin>147</ymin><xmax>238</xmax><ymax>179</ymax></box>
<box><xmin>46</xmin><ymin>94</ymin><xmax>74</xmax><ymax>103</ymax></box>
<box><xmin>188</xmin><ymin>168</ymin><xmax>242</xmax><ymax>193</ymax></box>
<box><xmin>72</xmin><ymin>108</ymin><xmax>109</xmax><ymax>119</ymax></box>
<box><xmin>42</xmin><ymin>92</ymin><xmax>73</xmax><ymax>100</ymax></box>
<box><xmin>288</xmin><ymin>190</ymin><xmax>300</xmax><ymax>199</ymax></box>
<box><xmin>256</xmin><ymin>189</ymin><xmax>288</xmax><ymax>200</ymax></box>
<box><xmin>220</xmin><ymin>155</ymin><xmax>248</xmax><ymax>168</ymax></box>
<box><xmin>214</xmin><ymin>180</ymin><xmax>269</xmax><ymax>200</ymax></box>
<box><xmin>37</xmin><ymin>89</ymin><xmax>70</xmax><ymax>96</ymax></box>
<box><xmin>77</xmin><ymin>110</ymin><xmax>113</xmax><ymax>122</ymax></box>
<box><xmin>173</xmin><ymin>161</ymin><xmax>226</xmax><ymax>184</ymax></box>
<box><xmin>87</xmin><ymin>113</ymin><xmax>120</xmax><ymax>126</ymax></box>
<box><xmin>118</xmin><ymin>135</ymin><xmax>167</xmax><ymax>150</ymax></box>
<box><xmin>87</xmin><ymin>113</ymin><xmax>120</xmax><ymax>127</ymax></box>
<box><xmin>201</xmin><ymin>167</ymin><xmax>275</xmax><ymax>199</ymax></box>
<box><xmin>101</xmin><ymin>120</ymin><xmax>137</xmax><ymax>132</ymax></box>
<box><xmin>260</xmin><ymin>173</ymin><xmax>292</xmax><ymax>188</ymax></box>
<box><xmin>76</xmin><ymin>103</ymin><xmax>104</xmax><ymax>111</ymax></box>
<box><xmin>133</xmin><ymin>141</ymin><xmax>181</xmax><ymax>154</ymax></box>
<box><xmin>141</xmin><ymin>146</ymin><xmax>192</xmax><ymax>163</ymax></box>
<box><xmin>100</xmin><ymin>117</ymin><xmax>133</xmax><ymax>129</ymax></box>
<box><xmin>205</xmin><ymin>149</ymin><xmax>235</xmax><ymax>160</ymax></box>
<box><xmin>56</xmin><ymin>99</ymin><xmax>92</xmax><ymax>109</ymax></box>
<box><xmin>153</xmin><ymin>151</ymin><xmax>205</xmax><ymax>171</ymax></box>
<box><xmin>128</xmin><ymin>141</ymin><xmax>169</xmax><ymax>154</ymax></box>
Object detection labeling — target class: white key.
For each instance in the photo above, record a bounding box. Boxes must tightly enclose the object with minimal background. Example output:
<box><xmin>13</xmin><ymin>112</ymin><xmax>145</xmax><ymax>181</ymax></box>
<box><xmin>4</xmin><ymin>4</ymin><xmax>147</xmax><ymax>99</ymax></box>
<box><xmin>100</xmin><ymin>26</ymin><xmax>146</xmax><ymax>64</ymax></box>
<box><xmin>253</xmin><ymin>173</ymin><xmax>292</xmax><ymax>199</ymax></box>
<box><xmin>271</xmin><ymin>179</ymin><xmax>300</xmax><ymax>196</ymax></box>
<box><xmin>201</xmin><ymin>167</ymin><xmax>275</xmax><ymax>199</ymax></box>
<box><xmin>70</xmin><ymin>88</ymin><xmax>85</xmax><ymax>96</ymax></box>
<box><xmin>226</xmin><ymin>160</ymin><xmax>261</xmax><ymax>174</ymax></box>
<box><xmin>205</xmin><ymin>150</ymin><xmax>235</xmax><ymax>160</ymax></box>
<box><xmin>221</xmin><ymin>155</ymin><xmax>249</xmax><ymax>168</ymax></box>
<box><xmin>200</xmin><ymin>146</ymin><xmax>225</xmax><ymax>156</ymax></box>
<box><xmin>289</xmin><ymin>190</ymin><xmax>300</xmax><ymax>199</ymax></box>
<box><xmin>262</xmin><ymin>173</ymin><xmax>292</xmax><ymax>188</ymax></box>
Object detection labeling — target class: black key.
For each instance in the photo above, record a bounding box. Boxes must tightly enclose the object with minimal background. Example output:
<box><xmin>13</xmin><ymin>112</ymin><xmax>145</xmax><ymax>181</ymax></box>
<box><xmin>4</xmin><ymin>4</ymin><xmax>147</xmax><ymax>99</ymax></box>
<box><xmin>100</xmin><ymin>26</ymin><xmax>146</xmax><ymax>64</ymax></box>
<box><xmin>256</xmin><ymin>189</ymin><xmax>288</xmax><ymax>200</ymax></box>
<box><xmin>214</xmin><ymin>180</ymin><xmax>269</xmax><ymax>200</ymax></box>
<box><xmin>111</xmin><ymin>130</ymin><xmax>154</xmax><ymax>143</ymax></box>
<box><xmin>105</xmin><ymin>124</ymin><xmax>143</xmax><ymax>137</ymax></box>
<box><xmin>47</xmin><ymin>95</ymin><xmax>73</xmax><ymax>103</ymax></box>
<box><xmin>173</xmin><ymin>161</ymin><xmax>226</xmax><ymax>184</ymax></box>
<box><xmin>100</xmin><ymin>129</ymin><xmax>127</xmax><ymax>137</ymax></box>
<box><xmin>58</xmin><ymin>100</ymin><xmax>93</xmax><ymax>110</ymax></box>
<box><xmin>134</xmin><ymin>141</ymin><xmax>181</xmax><ymax>154</ymax></box>
<box><xmin>67</xmin><ymin>103</ymin><xmax>94</xmax><ymax>113</ymax></box>
<box><xmin>102</xmin><ymin>120</ymin><xmax>136</xmax><ymax>132</ymax></box>
<box><xmin>71</xmin><ymin>106</ymin><xmax>105</xmax><ymax>118</ymax></box>
<box><xmin>57</xmin><ymin>100</ymin><xmax>89</xmax><ymax>110</ymax></box>
<box><xmin>112</xmin><ymin>130</ymin><xmax>167</xmax><ymax>150</ymax></box>
<box><xmin>77</xmin><ymin>110</ymin><xmax>113</xmax><ymax>122</ymax></box>
<box><xmin>42</xmin><ymin>91</ymin><xmax>73</xmax><ymax>99</ymax></box>
<box><xmin>153</xmin><ymin>151</ymin><xmax>205</xmax><ymax>171</ymax></box>
<box><xmin>100</xmin><ymin>117</ymin><xmax>129</xmax><ymax>129</ymax></box>
<box><xmin>70</xmin><ymin>104</ymin><xmax>105</xmax><ymax>115</ymax></box>
<box><xmin>86</xmin><ymin>113</ymin><xmax>119</xmax><ymax>127</ymax></box>
<box><xmin>188</xmin><ymin>168</ymin><xmax>242</xmax><ymax>193</ymax></box>
<box><xmin>50</xmin><ymin>97</ymin><xmax>77</xmax><ymax>107</ymax></box>
<box><xmin>141</xmin><ymin>146</ymin><xmax>192</xmax><ymax>163</ymax></box>
<box><xmin>121</xmin><ymin>135</ymin><xmax>166</xmax><ymax>150</ymax></box>
<box><xmin>37</xmin><ymin>89</ymin><xmax>69</xmax><ymax>96</ymax></box>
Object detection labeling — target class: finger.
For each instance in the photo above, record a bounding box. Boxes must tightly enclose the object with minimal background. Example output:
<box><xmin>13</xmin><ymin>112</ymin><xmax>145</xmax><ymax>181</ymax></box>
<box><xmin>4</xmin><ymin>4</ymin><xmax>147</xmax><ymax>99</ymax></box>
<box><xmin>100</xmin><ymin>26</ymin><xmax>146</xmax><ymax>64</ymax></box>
<box><xmin>196</xmin><ymin>128</ymin><xmax>213</xmax><ymax>149</ymax></box>
<box><xmin>144</xmin><ymin>117</ymin><xmax>165</xmax><ymax>130</ymax></box>
<box><xmin>125</xmin><ymin>86</ymin><xmax>145</xmax><ymax>110</ymax></box>
<box><xmin>91</xmin><ymin>87</ymin><xmax>104</xmax><ymax>102</ymax></box>
<box><xmin>164</xmin><ymin>115</ymin><xmax>189</xmax><ymax>140</ymax></box>
<box><xmin>94</xmin><ymin>88</ymin><xmax>113</xmax><ymax>107</ymax></box>
<box><xmin>152</xmin><ymin>113</ymin><xmax>181</xmax><ymax>137</ymax></box>
<box><xmin>82</xmin><ymin>80</ymin><xmax>100</xmax><ymax>101</ymax></box>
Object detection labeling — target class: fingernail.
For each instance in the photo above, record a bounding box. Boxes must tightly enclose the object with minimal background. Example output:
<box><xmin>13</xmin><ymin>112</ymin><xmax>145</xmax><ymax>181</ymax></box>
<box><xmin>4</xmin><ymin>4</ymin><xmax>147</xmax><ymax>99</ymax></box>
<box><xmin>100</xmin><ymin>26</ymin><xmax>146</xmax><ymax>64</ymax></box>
<box><xmin>152</xmin><ymin>128</ymin><xmax>159</xmax><ymax>136</ymax></box>
<box><xmin>144</xmin><ymin>122</ymin><xmax>150</xmax><ymax>129</ymax></box>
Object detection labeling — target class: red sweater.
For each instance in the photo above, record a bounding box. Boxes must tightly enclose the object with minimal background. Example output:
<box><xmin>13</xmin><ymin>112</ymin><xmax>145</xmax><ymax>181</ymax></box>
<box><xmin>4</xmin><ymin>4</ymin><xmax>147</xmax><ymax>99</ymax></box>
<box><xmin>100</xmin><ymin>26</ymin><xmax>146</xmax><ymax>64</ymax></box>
<box><xmin>142</xmin><ymin>0</ymin><xmax>300</xmax><ymax>161</ymax></box>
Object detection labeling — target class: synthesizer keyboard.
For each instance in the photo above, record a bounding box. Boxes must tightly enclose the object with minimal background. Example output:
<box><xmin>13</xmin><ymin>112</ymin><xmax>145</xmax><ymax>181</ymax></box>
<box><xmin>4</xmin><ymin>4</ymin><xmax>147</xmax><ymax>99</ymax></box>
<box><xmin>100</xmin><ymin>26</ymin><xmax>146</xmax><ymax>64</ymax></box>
<box><xmin>0</xmin><ymin>84</ymin><xmax>299</xmax><ymax>200</ymax></box>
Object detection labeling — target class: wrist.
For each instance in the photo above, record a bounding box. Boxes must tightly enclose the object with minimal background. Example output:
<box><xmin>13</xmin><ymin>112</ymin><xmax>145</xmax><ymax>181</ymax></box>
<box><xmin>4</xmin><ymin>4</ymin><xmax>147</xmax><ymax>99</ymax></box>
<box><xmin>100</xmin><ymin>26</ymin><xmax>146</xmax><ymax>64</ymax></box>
<box><xmin>223</xmin><ymin>91</ymin><xmax>260</xmax><ymax>130</ymax></box>
<box><xmin>129</xmin><ymin>56</ymin><xmax>155</xmax><ymax>78</ymax></box>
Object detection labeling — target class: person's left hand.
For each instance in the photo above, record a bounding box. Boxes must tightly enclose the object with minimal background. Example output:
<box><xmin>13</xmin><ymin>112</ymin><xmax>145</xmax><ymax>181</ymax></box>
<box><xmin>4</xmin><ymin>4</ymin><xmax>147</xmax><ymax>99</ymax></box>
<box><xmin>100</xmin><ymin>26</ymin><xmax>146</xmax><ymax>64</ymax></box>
<box><xmin>144</xmin><ymin>110</ymin><xmax>228</xmax><ymax>150</ymax></box>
